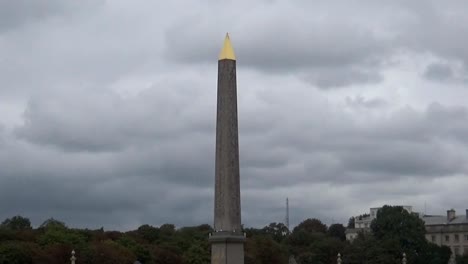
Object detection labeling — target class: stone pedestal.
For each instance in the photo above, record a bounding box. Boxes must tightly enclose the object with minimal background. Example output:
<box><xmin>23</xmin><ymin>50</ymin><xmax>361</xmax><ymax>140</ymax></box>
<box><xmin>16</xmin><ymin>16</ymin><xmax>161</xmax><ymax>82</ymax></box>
<box><xmin>210</xmin><ymin>232</ymin><xmax>245</xmax><ymax>264</ymax></box>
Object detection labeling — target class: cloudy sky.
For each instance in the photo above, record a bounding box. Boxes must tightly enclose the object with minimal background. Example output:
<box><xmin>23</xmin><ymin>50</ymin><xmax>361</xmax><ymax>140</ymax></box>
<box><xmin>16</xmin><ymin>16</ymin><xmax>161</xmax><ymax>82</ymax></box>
<box><xmin>1</xmin><ymin>0</ymin><xmax>468</xmax><ymax>231</ymax></box>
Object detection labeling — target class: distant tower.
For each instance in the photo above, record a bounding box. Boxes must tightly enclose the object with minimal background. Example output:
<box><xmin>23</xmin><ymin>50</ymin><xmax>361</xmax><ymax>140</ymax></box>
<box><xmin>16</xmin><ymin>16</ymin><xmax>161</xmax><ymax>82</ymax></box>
<box><xmin>286</xmin><ymin>198</ymin><xmax>290</xmax><ymax>231</ymax></box>
<box><xmin>209</xmin><ymin>33</ymin><xmax>245</xmax><ymax>264</ymax></box>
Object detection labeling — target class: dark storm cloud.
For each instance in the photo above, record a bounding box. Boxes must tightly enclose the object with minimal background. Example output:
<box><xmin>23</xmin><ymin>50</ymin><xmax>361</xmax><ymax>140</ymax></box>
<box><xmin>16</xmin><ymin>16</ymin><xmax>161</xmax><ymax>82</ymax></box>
<box><xmin>1</xmin><ymin>0</ymin><xmax>468</xmax><ymax>230</ymax></box>
<box><xmin>0</xmin><ymin>0</ymin><xmax>65</xmax><ymax>32</ymax></box>
<box><xmin>424</xmin><ymin>63</ymin><xmax>454</xmax><ymax>81</ymax></box>
<box><xmin>250</xmin><ymin>102</ymin><xmax>468</xmax><ymax>187</ymax></box>
<box><xmin>303</xmin><ymin>68</ymin><xmax>383</xmax><ymax>89</ymax></box>
<box><xmin>164</xmin><ymin>5</ymin><xmax>388</xmax><ymax>88</ymax></box>
<box><xmin>164</xmin><ymin>0</ymin><xmax>468</xmax><ymax>88</ymax></box>
<box><xmin>3</xmin><ymin>97</ymin><xmax>468</xmax><ymax>228</ymax></box>
<box><xmin>15</xmin><ymin>83</ymin><xmax>215</xmax><ymax>152</ymax></box>
<box><xmin>0</xmin><ymin>0</ymin><xmax>101</xmax><ymax>32</ymax></box>
<box><xmin>0</xmin><ymin>136</ymin><xmax>214</xmax><ymax>229</ymax></box>
<box><xmin>345</xmin><ymin>96</ymin><xmax>388</xmax><ymax>109</ymax></box>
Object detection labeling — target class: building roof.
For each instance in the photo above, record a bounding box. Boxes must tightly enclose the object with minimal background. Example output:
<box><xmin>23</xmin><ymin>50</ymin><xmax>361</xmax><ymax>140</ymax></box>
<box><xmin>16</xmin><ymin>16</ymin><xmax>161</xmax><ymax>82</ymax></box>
<box><xmin>422</xmin><ymin>215</ymin><xmax>468</xmax><ymax>226</ymax></box>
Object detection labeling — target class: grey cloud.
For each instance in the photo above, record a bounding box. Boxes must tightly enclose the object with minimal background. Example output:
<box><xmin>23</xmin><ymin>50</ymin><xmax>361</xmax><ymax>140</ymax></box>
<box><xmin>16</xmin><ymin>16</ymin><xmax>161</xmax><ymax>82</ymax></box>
<box><xmin>4</xmin><ymin>98</ymin><xmax>468</xmax><ymax>229</ymax></box>
<box><xmin>2</xmin><ymin>0</ymin><xmax>468</xmax><ymax>230</ymax></box>
<box><xmin>0</xmin><ymin>1</ymin><xmax>162</xmax><ymax>98</ymax></box>
<box><xmin>163</xmin><ymin>2</ymin><xmax>389</xmax><ymax>88</ymax></box>
<box><xmin>394</xmin><ymin>1</ymin><xmax>468</xmax><ymax>66</ymax></box>
<box><xmin>165</xmin><ymin>4</ymin><xmax>388</xmax><ymax>70</ymax></box>
<box><xmin>164</xmin><ymin>0</ymin><xmax>468</xmax><ymax>88</ymax></box>
<box><xmin>0</xmin><ymin>138</ymin><xmax>213</xmax><ymax>229</ymax></box>
<box><xmin>0</xmin><ymin>0</ymin><xmax>101</xmax><ymax>33</ymax></box>
<box><xmin>345</xmin><ymin>96</ymin><xmax>388</xmax><ymax>109</ymax></box>
<box><xmin>0</xmin><ymin>0</ymin><xmax>65</xmax><ymax>32</ymax></box>
<box><xmin>303</xmin><ymin>68</ymin><xmax>383</xmax><ymax>89</ymax></box>
<box><xmin>424</xmin><ymin>63</ymin><xmax>454</xmax><ymax>81</ymax></box>
<box><xmin>15</xmin><ymin>82</ymin><xmax>215</xmax><ymax>152</ymax></box>
<box><xmin>258</xmin><ymin>103</ymin><xmax>468</xmax><ymax>186</ymax></box>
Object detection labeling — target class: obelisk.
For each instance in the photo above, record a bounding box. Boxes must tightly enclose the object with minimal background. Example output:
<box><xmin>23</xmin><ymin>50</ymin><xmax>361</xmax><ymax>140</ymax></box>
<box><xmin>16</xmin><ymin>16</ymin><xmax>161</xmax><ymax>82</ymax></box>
<box><xmin>209</xmin><ymin>33</ymin><xmax>245</xmax><ymax>264</ymax></box>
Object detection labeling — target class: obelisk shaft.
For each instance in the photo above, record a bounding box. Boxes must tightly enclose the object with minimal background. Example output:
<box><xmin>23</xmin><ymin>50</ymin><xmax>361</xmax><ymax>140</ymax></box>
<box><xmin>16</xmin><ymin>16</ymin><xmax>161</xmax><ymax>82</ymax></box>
<box><xmin>214</xmin><ymin>58</ymin><xmax>241</xmax><ymax>232</ymax></box>
<box><xmin>210</xmin><ymin>34</ymin><xmax>244</xmax><ymax>264</ymax></box>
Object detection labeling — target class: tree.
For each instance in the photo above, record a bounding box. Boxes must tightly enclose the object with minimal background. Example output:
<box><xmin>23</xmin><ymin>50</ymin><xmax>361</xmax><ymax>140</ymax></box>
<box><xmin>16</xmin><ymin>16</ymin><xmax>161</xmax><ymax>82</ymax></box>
<box><xmin>159</xmin><ymin>224</ymin><xmax>176</xmax><ymax>236</ymax></box>
<box><xmin>371</xmin><ymin>206</ymin><xmax>426</xmax><ymax>257</ymax></box>
<box><xmin>293</xmin><ymin>218</ymin><xmax>327</xmax><ymax>234</ymax></box>
<box><xmin>0</xmin><ymin>216</ymin><xmax>32</xmax><ymax>230</ymax></box>
<box><xmin>328</xmin><ymin>223</ymin><xmax>346</xmax><ymax>241</ymax></box>
<box><xmin>0</xmin><ymin>242</ymin><xmax>33</xmax><ymax>264</ymax></box>
<box><xmin>117</xmin><ymin>235</ymin><xmax>151</xmax><ymax>263</ymax></box>
<box><xmin>342</xmin><ymin>232</ymin><xmax>376</xmax><ymax>264</ymax></box>
<box><xmin>183</xmin><ymin>242</ymin><xmax>210</xmax><ymax>264</ymax></box>
<box><xmin>418</xmin><ymin>243</ymin><xmax>451</xmax><ymax>264</ymax></box>
<box><xmin>151</xmin><ymin>246</ymin><xmax>183</xmax><ymax>264</ymax></box>
<box><xmin>137</xmin><ymin>224</ymin><xmax>160</xmax><ymax>243</ymax></box>
<box><xmin>245</xmin><ymin>236</ymin><xmax>287</xmax><ymax>264</ymax></box>
<box><xmin>347</xmin><ymin>217</ymin><xmax>355</xmax><ymax>228</ymax></box>
<box><xmin>39</xmin><ymin>218</ymin><xmax>67</xmax><ymax>230</ymax></box>
<box><xmin>261</xmin><ymin>222</ymin><xmax>289</xmax><ymax>243</ymax></box>
<box><xmin>456</xmin><ymin>254</ymin><xmax>468</xmax><ymax>264</ymax></box>
<box><xmin>370</xmin><ymin>205</ymin><xmax>450</xmax><ymax>264</ymax></box>
<box><xmin>91</xmin><ymin>240</ymin><xmax>136</xmax><ymax>264</ymax></box>
<box><xmin>37</xmin><ymin>227</ymin><xmax>87</xmax><ymax>249</ymax></box>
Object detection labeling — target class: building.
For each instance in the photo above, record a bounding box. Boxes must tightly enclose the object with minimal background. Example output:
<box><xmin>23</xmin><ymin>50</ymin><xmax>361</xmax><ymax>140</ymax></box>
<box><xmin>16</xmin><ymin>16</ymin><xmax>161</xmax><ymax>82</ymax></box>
<box><xmin>346</xmin><ymin>206</ymin><xmax>413</xmax><ymax>241</ymax></box>
<box><xmin>423</xmin><ymin>209</ymin><xmax>468</xmax><ymax>256</ymax></box>
<box><xmin>346</xmin><ymin>207</ymin><xmax>468</xmax><ymax>256</ymax></box>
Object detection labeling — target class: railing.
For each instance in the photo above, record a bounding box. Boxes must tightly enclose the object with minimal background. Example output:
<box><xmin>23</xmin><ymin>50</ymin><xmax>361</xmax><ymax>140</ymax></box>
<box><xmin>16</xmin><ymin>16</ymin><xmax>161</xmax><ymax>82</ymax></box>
<box><xmin>336</xmin><ymin>252</ymin><xmax>457</xmax><ymax>264</ymax></box>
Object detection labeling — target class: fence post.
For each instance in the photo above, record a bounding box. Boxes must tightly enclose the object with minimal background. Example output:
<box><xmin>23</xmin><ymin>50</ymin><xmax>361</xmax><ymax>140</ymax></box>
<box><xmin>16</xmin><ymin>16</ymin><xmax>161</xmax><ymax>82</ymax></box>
<box><xmin>448</xmin><ymin>253</ymin><xmax>456</xmax><ymax>264</ymax></box>
<box><xmin>402</xmin><ymin>252</ymin><xmax>407</xmax><ymax>264</ymax></box>
<box><xmin>70</xmin><ymin>250</ymin><xmax>76</xmax><ymax>264</ymax></box>
<box><xmin>337</xmin><ymin>253</ymin><xmax>342</xmax><ymax>264</ymax></box>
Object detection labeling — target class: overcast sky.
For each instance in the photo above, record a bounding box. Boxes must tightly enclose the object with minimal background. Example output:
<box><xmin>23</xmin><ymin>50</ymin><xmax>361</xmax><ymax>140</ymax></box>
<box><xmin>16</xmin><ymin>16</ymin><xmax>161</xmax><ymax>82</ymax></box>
<box><xmin>1</xmin><ymin>0</ymin><xmax>468</xmax><ymax>231</ymax></box>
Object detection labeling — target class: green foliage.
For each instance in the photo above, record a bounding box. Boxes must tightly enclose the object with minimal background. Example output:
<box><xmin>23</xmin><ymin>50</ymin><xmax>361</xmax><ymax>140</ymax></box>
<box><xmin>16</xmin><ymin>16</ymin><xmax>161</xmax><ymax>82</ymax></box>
<box><xmin>137</xmin><ymin>224</ymin><xmax>160</xmax><ymax>243</ymax></box>
<box><xmin>0</xmin><ymin>228</ymin><xmax>16</xmax><ymax>242</ymax></box>
<box><xmin>288</xmin><ymin>228</ymin><xmax>344</xmax><ymax>264</ymax></box>
<box><xmin>293</xmin><ymin>218</ymin><xmax>327</xmax><ymax>234</ymax></box>
<box><xmin>151</xmin><ymin>246</ymin><xmax>183</xmax><ymax>264</ymax></box>
<box><xmin>370</xmin><ymin>205</ymin><xmax>428</xmax><ymax>263</ymax></box>
<box><xmin>183</xmin><ymin>242</ymin><xmax>210</xmax><ymax>264</ymax></box>
<box><xmin>261</xmin><ymin>222</ymin><xmax>289</xmax><ymax>243</ymax></box>
<box><xmin>0</xmin><ymin>212</ymin><xmax>455</xmax><ymax>264</ymax></box>
<box><xmin>328</xmin><ymin>224</ymin><xmax>346</xmax><ymax>241</ymax></box>
<box><xmin>39</xmin><ymin>218</ymin><xmax>67</xmax><ymax>230</ymax></box>
<box><xmin>117</xmin><ymin>235</ymin><xmax>151</xmax><ymax>263</ymax></box>
<box><xmin>37</xmin><ymin>227</ymin><xmax>87</xmax><ymax>248</ymax></box>
<box><xmin>347</xmin><ymin>217</ymin><xmax>355</xmax><ymax>228</ymax></box>
<box><xmin>91</xmin><ymin>240</ymin><xmax>136</xmax><ymax>264</ymax></box>
<box><xmin>457</xmin><ymin>254</ymin><xmax>468</xmax><ymax>264</ymax></box>
<box><xmin>245</xmin><ymin>235</ymin><xmax>287</xmax><ymax>264</ymax></box>
<box><xmin>344</xmin><ymin>205</ymin><xmax>451</xmax><ymax>264</ymax></box>
<box><xmin>0</xmin><ymin>242</ymin><xmax>33</xmax><ymax>264</ymax></box>
<box><xmin>0</xmin><ymin>216</ymin><xmax>32</xmax><ymax>230</ymax></box>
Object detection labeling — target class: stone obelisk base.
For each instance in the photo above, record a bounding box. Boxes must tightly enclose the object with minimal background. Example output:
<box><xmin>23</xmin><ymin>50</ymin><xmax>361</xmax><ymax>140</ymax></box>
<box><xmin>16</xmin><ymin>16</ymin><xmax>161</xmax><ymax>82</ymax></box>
<box><xmin>209</xmin><ymin>232</ymin><xmax>245</xmax><ymax>264</ymax></box>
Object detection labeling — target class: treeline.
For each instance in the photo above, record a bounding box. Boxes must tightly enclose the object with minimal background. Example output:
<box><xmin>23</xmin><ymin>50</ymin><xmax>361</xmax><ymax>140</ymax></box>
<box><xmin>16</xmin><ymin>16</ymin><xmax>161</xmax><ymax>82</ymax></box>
<box><xmin>0</xmin><ymin>206</ymin><xmax>466</xmax><ymax>264</ymax></box>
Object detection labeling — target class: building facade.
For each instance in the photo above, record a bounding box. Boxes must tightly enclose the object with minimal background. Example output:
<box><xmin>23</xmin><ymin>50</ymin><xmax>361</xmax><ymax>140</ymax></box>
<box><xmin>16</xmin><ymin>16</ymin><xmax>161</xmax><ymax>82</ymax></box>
<box><xmin>346</xmin><ymin>207</ymin><xmax>468</xmax><ymax>256</ymax></box>
<box><xmin>346</xmin><ymin>206</ymin><xmax>413</xmax><ymax>241</ymax></box>
<box><xmin>423</xmin><ymin>209</ymin><xmax>468</xmax><ymax>256</ymax></box>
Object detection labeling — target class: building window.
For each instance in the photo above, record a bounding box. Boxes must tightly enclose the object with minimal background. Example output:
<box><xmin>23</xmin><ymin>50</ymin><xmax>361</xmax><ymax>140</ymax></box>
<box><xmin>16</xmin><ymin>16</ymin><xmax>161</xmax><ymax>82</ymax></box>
<box><xmin>432</xmin><ymin>235</ymin><xmax>436</xmax><ymax>242</ymax></box>
<box><xmin>464</xmin><ymin>247</ymin><xmax>468</xmax><ymax>255</ymax></box>
<box><xmin>364</xmin><ymin>223</ymin><xmax>368</xmax><ymax>228</ymax></box>
<box><xmin>465</xmin><ymin>235</ymin><xmax>468</xmax><ymax>241</ymax></box>
<box><xmin>455</xmin><ymin>234</ymin><xmax>459</xmax><ymax>243</ymax></box>
<box><xmin>454</xmin><ymin>247</ymin><xmax>460</xmax><ymax>256</ymax></box>
<box><xmin>445</xmin><ymin>235</ymin><xmax>450</xmax><ymax>242</ymax></box>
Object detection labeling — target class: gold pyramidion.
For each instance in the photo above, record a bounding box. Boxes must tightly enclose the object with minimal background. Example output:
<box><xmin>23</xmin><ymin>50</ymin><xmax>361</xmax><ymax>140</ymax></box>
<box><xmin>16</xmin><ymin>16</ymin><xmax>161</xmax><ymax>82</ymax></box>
<box><xmin>218</xmin><ymin>33</ymin><xmax>236</xmax><ymax>60</ymax></box>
